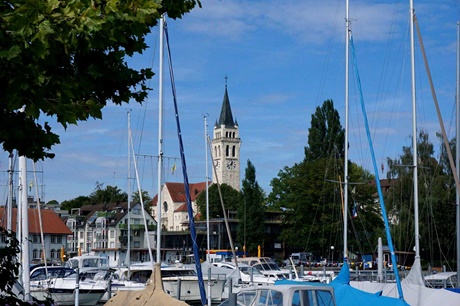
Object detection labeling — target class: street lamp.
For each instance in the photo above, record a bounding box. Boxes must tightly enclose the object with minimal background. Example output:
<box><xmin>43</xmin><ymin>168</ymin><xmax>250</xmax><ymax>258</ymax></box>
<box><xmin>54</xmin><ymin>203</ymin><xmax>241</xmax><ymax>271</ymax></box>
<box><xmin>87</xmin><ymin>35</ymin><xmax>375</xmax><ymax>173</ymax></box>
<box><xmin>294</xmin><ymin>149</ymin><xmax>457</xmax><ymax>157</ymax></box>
<box><xmin>330</xmin><ymin>246</ymin><xmax>335</xmax><ymax>265</ymax></box>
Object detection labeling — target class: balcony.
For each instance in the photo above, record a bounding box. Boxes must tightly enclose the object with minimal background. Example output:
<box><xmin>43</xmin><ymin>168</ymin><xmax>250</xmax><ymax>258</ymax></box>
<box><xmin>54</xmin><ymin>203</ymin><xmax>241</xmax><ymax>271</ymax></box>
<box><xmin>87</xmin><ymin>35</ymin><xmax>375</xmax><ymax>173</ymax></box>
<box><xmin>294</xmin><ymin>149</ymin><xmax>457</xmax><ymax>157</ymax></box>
<box><xmin>119</xmin><ymin>224</ymin><xmax>156</xmax><ymax>231</ymax></box>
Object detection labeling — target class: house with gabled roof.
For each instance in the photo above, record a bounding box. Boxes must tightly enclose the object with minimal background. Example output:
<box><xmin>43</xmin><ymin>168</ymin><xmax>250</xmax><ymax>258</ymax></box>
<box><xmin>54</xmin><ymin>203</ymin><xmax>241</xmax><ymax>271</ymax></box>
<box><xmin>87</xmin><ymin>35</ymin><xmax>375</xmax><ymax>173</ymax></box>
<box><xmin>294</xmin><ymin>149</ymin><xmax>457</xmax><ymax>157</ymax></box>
<box><xmin>151</xmin><ymin>181</ymin><xmax>209</xmax><ymax>232</ymax></box>
<box><xmin>0</xmin><ymin>207</ymin><xmax>72</xmax><ymax>264</ymax></box>
<box><xmin>66</xmin><ymin>201</ymin><xmax>156</xmax><ymax>267</ymax></box>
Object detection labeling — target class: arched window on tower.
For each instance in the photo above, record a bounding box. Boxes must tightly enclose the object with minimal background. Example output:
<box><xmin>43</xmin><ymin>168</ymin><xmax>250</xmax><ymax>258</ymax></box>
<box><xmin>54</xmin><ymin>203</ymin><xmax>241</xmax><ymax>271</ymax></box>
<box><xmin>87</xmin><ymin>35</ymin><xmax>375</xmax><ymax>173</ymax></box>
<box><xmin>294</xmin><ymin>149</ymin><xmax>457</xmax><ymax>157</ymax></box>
<box><xmin>226</xmin><ymin>145</ymin><xmax>229</xmax><ymax>157</ymax></box>
<box><xmin>214</xmin><ymin>146</ymin><xmax>217</xmax><ymax>158</ymax></box>
<box><xmin>218</xmin><ymin>145</ymin><xmax>221</xmax><ymax>157</ymax></box>
<box><xmin>233</xmin><ymin>132</ymin><xmax>236</xmax><ymax>138</ymax></box>
<box><xmin>232</xmin><ymin>146</ymin><xmax>236</xmax><ymax>157</ymax></box>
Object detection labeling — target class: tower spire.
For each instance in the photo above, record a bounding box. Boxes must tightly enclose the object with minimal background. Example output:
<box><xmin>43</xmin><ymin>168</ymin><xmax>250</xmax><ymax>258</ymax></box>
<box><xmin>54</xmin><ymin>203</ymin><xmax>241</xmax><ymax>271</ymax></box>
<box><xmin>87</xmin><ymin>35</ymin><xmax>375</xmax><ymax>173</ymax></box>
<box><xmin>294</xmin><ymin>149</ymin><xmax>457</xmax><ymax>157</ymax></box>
<box><xmin>218</xmin><ymin>76</ymin><xmax>235</xmax><ymax>127</ymax></box>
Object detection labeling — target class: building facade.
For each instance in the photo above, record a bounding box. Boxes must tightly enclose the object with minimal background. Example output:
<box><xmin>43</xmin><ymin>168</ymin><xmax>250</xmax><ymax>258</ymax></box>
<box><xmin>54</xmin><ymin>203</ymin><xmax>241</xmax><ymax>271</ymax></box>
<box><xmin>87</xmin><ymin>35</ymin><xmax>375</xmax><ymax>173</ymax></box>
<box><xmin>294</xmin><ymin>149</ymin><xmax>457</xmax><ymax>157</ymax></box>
<box><xmin>212</xmin><ymin>85</ymin><xmax>242</xmax><ymax>191</ymax></box>
<box><xmin>151</xmin><ymin>182</ymin><xmax>207</xmax><ymax>232</ymax></box>
<box><xmin>0</xmin><ymin>207</ymin><xmax>72</xmax><ymax>264</ymax></box>
<box><xmin>66</xmin><ymin>202</ymin><xmax>156</xmax><ymax>266</ymax></box>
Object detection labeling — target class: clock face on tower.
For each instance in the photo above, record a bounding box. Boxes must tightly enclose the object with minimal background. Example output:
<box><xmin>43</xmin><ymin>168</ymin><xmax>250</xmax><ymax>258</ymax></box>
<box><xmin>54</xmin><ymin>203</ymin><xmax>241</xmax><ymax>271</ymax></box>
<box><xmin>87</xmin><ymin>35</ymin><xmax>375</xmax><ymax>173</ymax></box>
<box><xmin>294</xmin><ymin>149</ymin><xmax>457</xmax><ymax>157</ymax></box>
<box><xmin>226</xmin><ymin>160</ymin><xmax>237</xmax><ymax>170</ymax></box>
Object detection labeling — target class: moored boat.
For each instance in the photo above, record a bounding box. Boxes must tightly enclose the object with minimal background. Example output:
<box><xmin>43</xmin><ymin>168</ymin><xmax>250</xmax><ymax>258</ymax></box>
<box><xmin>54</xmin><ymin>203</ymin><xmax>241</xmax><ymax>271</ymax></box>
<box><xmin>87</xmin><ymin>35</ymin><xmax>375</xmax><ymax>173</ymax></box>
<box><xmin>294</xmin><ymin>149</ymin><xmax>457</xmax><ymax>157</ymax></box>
<box><xmin>29</xmin><ymin>265</ymin><xmax>106</xmax><ymax>306</ymax></box>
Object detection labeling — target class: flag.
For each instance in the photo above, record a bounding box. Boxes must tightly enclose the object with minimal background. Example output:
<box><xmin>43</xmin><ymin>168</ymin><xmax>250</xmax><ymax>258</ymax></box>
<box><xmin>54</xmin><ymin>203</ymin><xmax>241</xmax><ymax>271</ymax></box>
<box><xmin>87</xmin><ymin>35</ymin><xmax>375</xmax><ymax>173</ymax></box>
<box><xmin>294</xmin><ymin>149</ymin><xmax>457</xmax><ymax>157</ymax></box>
<box><xmin>171</xmin><ymin>162</ymin><xmax>176</xmax><ymax>174</ymax></box>
<box><xmin>352</xmin><ymin>202</ymin><xmax>358</xmax><ymax>218</ymax></box>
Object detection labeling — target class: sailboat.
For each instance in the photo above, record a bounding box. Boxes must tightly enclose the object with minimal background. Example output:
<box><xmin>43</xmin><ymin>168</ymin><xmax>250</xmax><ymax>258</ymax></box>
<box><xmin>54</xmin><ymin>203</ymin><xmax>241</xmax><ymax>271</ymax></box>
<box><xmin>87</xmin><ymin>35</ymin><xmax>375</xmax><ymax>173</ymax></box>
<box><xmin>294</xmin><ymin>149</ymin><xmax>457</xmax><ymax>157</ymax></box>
<box><xmin>105</xmin><ymin>13</ymin><xmax>226</xmax><ymax>305</ymax></box>
<box><xmin>350</xmin><ymin>2</ymin><xmax>460</xmax><ymax>306</ymax></box>
<box><xmin>104</xmin><ymin>15</ymin><xmax>188</xmax><ymax>306</ymax></box>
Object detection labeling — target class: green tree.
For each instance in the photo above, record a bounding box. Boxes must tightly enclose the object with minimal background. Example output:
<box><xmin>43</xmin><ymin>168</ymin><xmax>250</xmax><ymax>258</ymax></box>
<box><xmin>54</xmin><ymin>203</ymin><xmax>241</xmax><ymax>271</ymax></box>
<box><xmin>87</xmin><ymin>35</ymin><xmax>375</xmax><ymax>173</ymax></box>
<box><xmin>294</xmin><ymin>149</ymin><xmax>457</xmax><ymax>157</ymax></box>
<box><xmin>347</xmin><ymin>163</ymin><xmax>385</xmax><ymax>256</ymax></box>
<box><xmin>0</xmin><ymin>0</ymin><xmax>201</xmax><ymax>160</ymax></box>
<box><xmin>268</xmin><ymin>158</ymin><xmax>343</xmax><ymax>256</ymax></box>
<box><xmin>304</xmin><ymin>99</ymin><xmax>344</xmax><ymax>162</ymax></box>
<box><xmin>196</xmin><ymin>183</ymin><xmax>240</xmax><ymax>219</ymax></box>
<box><xmin>132</xmin><ymin>189</ymin><xmax>152</xmax><ymax>210</ymax></box>
<box><xmin>237</xmin><ymin>160</ymin><xmax>266</xmax><ymax>254</ymax></box>
<box><xmin>268</xmin><ymin>99</ymin><xmax>380</xmax><ymax>258</ymax></box>
<box><xmin>46</xmin><ymin>199</ymin><xmax>59</xmax><ymax>205</ymax></box>
<box><xmin>385</xmin><ymin>130</ymin><xmax>456</xmax><ymax>267</ymax></box>
<box><xmin>60</xmin><ymin>195</ymin><xmax>91</xmax><ymax>212</ymax></box>
<box><xmin>89</xmin><ymin>182</ymin><xmax>127</xmax><ymax>204</ymax></box>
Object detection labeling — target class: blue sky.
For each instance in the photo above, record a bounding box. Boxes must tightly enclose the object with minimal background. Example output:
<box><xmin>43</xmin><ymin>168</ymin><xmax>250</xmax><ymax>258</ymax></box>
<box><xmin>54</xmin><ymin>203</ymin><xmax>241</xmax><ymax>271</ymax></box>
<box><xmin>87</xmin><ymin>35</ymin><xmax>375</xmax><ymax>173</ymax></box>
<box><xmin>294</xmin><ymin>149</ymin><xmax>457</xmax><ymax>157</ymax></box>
<box><xmin>1</xmin><ymin>0</ymin><xmax>459</xmax><ymax>204</ymax></box>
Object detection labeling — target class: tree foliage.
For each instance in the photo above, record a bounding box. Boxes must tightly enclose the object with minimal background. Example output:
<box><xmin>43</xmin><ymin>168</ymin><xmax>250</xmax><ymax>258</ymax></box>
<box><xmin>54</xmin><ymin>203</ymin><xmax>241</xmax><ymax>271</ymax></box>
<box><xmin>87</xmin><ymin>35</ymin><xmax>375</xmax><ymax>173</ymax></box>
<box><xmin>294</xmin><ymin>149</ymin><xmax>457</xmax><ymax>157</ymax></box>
<box><xmin>237</xmin><ymin>160</ymin><xmax>266</xmax><ymax>254</ymax></box>
<box><xmin>268</xmin><ymin>99</ymin><xmax>381</xmax><ymax>259</ymax></box>
<box><xmin>385</xmin><ymin>130</ymin><xmax>456</xmax><ymax>266</ymax></box>
<box><xmin>60</xmin><ymin>195</ymin><xmax>91</xmax><ymax>212</ymax></box>
<box><xmin>132</xmin><ymin>189</ymin><xmax>152</xmax><ymax>210</ymax></box>
<box><xmin>196</xmin><ymin>183</ymin><xmax>240</xmax><ymax>219</ymax></box>
<box><xmin>0</xmin><ymin>0</ymin><xmax>201</xmax><ymax>160</ymax></box>
<box><xmin>61</xmin><ymin>182</ymin><xmax>128</xmax><ymax>211</ymax></box>
<box><xmin>90</xmin><ymin>182</ymin><xmax>128</xmax><ymax>204</ymax></box>
<box><xmin>304</xmin><ymin>99</ymin><xmax>344</xmax><ymax>162</ymax></box>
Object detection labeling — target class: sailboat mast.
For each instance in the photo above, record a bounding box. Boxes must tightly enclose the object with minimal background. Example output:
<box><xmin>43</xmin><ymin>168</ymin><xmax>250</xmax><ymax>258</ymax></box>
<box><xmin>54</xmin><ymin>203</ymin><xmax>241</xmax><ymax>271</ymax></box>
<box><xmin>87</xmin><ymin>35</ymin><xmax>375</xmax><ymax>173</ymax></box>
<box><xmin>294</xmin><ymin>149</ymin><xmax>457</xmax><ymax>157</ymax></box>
<box><xmin>127</xmin><ymin>111</ymin><xmax>131</xmax><ymax>274</ymax></box>
<box><xmin>456</xmin><ymin>20</ymin><xmax>460</xmax><ymax>282</ymax></box>
<box><xmin>204</xmin><ymin>114</ymin><xmax>211</xmax><ymax>306</ymax></box>
<box><xmin>204</xmin><ymin>115</ymin><xmax>210</xmax><ymax>263</ymax></box>
<box><xmin>156</xmin><ymin>14</ymin><xmax>165</xmax><ymax>264</ymax></box>
<box><xmin>343</xmin><ymin>0</ymin><xmax>350</xmax><ymax>263</ymax></box>
<box><xmin>7</xmin><ymin>152</ymin><xmax>13</xmax><ymax>231</ymax></box>
<box><xmin>20</xmin><ymin>156</ymin><xmax>30</xmax><ymax>300</ymax></box>
<box><xmin>409</xmin><ymin>0</ymin><xmax>420</xmax><ymax>259</ymax></box>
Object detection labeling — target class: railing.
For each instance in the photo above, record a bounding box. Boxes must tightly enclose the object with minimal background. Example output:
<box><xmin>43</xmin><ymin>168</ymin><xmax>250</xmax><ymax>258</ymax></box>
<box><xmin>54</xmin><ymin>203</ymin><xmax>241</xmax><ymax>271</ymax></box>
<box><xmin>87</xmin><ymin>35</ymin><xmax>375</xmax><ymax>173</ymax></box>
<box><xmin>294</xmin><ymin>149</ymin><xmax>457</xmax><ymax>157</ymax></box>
<box><xmin>119</xmin><ymin>224</ymin><xmax>156</xmax><ymax>231</ymax></box>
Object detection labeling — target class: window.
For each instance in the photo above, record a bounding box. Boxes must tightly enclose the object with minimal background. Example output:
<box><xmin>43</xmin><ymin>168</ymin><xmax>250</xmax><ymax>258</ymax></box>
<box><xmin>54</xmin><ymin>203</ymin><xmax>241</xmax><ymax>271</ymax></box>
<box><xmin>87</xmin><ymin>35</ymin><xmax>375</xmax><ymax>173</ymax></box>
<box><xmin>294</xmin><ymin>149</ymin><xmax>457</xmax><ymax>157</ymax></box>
<box><xmin>56</xmin><ymin>236</ymin><xmax>62</xmax><ymax>244</ymax></box>
<box><xmin>50</xmin><ymin>249</ymin><xmax>56</xmax><ymax>259</ymax></box>
<box><xmin>134</xmin><ymin>241</ymin><xmax>140</xmax><ymax>248</ymax></box>
<box><xmin>226</xmin><ymin>145</ymin><xmax>229</xmax><ymax>157</ymax></box>
<box><xmin>134</xmin><ymin>218</ymin><xmax>140</xmax><ymax>225</ymax></box>
<box><xmin>79</xmin><ymin>232</ymin><xmax>84</xmax><ymax>239</ymax></box>
<box><xmin>232</xmin><ymin>145</ymin><xmax>236</xmax><ymax>157</ymax></box>
<box><xmin>33</xmin><ymin>235</ymin><xmax>41</xmax><ymax>243</ymax></box>
<box><xmin>110</xmin><ymin>230</ymin><xmax>115</xmax><ymax>238</ymax></box>
<box><xmin>110</xmin><ymin>242</ymin><xmax>115</xmax><ymax>248</ymax></box>
<box><xmin>133</xmin><ymin>209</ymin><xmax>141</xmax><ymax>215</ymax></box>
<box><xmin>33</xmin><ymin>249</ymin><xmax>38</xmax><ymax>259</ymax></box>
<box><xmin>163</xmin><ymin>202</ymin><xmax>168</xmax><ymax>212</ymax></box>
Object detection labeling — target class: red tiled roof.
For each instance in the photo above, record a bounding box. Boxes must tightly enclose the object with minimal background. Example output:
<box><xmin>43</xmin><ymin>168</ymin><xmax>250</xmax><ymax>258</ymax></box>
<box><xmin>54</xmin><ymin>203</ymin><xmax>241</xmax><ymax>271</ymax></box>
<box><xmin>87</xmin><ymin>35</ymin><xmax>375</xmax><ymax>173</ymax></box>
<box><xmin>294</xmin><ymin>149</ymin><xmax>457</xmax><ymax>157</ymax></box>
<box><xmin>151</xmin><ymin>181</ymin><xmax>210</xmax><ymax>206</ymax></box>
<box><xmin>0</xmin><ymin>207</ymin><xmax>72</xmax><ymax>235</ymax></box>
<box><xmin>174</xmin><ymin>203</ymin><xmax>188</xmax><ymax>213</ymax></box>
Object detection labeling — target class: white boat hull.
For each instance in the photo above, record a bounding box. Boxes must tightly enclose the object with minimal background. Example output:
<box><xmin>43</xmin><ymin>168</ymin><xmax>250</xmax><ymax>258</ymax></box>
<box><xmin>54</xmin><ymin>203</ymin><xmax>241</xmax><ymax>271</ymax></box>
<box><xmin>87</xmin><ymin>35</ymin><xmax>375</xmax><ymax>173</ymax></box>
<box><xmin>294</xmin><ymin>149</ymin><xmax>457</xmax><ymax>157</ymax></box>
<box><xmin>162</xmin><ymin>276</ymin><xmax>226</xmax><ymax>303</ymax></box>
<box><xmin>30</xmin><ymin>279</ymin><xmax>106</xmax><ymax>306</ymax></box>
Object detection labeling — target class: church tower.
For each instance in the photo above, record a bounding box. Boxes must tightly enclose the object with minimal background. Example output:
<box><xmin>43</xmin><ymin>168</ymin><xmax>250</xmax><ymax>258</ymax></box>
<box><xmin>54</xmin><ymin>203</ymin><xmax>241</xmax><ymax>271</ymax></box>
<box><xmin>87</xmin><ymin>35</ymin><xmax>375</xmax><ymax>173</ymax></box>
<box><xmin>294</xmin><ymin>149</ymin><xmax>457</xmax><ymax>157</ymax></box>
<box><xmin>212</xmin><ymin>84</ymin><xmax>241</xmax><ymax>191</ymax></box>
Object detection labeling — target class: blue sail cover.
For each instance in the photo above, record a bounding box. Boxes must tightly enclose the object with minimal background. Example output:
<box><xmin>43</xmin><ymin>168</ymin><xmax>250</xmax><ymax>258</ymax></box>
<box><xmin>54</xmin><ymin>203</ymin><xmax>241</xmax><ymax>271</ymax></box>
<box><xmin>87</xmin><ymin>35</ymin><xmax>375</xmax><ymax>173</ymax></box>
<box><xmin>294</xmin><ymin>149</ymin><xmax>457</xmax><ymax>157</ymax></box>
<box><xmin>276</xmin><ymin>263</ymin><xmax>409</xmax><ymax>306</ymax></box>
<box><xmin>329</xmin><ymin>263</ymin><xmax>409</xmax><ymax>306</ymax></box>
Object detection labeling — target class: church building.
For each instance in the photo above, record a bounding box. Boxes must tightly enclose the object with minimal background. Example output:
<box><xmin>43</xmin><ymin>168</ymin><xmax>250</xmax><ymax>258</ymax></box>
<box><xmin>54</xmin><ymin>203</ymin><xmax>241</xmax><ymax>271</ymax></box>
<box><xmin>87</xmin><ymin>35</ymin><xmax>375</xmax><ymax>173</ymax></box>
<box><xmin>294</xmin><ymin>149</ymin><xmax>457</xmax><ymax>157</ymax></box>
<box><xmin>212</xmin><ymin>84</ymin><xmax>241</xmax><ymax>191</ymax></box>
<box><xmin>152</xmin><ymin>84</ymin><xmax>241</xmax><ymax>231</ymax></box>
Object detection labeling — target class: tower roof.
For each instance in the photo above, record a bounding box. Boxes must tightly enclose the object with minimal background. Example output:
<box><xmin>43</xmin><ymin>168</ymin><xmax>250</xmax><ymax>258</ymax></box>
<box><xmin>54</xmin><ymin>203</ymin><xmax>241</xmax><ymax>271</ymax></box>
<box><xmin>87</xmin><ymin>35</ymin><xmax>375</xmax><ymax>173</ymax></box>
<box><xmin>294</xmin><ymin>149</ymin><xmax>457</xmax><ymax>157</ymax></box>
<box><xmin>218</xmin><ymin>86</ymin><xmax>235</xmax><ymax>128</ymax></box>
